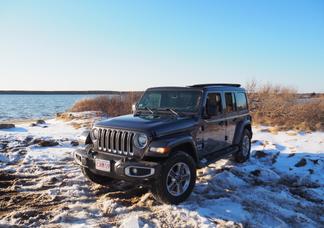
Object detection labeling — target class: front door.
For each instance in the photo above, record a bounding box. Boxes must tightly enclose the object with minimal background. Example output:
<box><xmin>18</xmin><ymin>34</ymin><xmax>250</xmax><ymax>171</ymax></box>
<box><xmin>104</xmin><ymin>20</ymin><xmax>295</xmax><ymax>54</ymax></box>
<box><xmin>202</xmin><ymin>92</ymin><xmax>227</xmax><ymax>155</ymax></box>
<box><xmin>224</xmin><ymin>91</ymin><xmax>249</xmax><ymax>147</ymax></box>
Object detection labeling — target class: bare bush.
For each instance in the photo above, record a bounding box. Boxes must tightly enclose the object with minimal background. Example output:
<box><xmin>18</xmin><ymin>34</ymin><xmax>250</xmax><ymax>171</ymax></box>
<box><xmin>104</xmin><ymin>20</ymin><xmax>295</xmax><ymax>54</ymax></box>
<box><xmin>70</xmin><ymin>92</ymin><xmax>143</xmax><ymax>117</ymax></box>
<box><xmin>70</xmin><ymin>84</ymin><xmax>323</xmax><ymax>132</ymax></box>
<box><xmin>246</xmin><ymin>80</ymin><xmax>324</xmax><ymax>131</ymax></box>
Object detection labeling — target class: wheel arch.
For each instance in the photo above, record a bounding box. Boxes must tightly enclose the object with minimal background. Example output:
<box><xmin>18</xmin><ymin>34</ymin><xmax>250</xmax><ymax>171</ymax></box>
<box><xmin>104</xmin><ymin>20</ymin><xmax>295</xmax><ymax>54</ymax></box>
<box><xmin>169</xmin><ymin>142</ymin><xmax>198</xmax><ymax>164</ymax></box>
<box><xmin>233</xmin><ymin>119</ymin><xmax>252</xmax><ymax>145</ymax></box>
<box><xmin>146</xmin><ymin>134</ymin><xmax>199</xmax><ymax>163</ymax></box>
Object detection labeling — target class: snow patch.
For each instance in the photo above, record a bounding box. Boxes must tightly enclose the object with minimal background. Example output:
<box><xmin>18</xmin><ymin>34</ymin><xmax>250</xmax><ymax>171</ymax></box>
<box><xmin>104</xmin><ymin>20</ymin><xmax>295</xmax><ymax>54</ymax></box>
<box><xmin>1</xmin><ymin>118</ymin><xmax>324</xmax><ymax>227</ymax></box>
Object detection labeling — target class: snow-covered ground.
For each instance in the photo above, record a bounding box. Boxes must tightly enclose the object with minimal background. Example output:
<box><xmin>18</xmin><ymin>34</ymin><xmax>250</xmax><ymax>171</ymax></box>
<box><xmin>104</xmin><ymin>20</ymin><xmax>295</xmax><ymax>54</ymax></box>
<box><xmin>0</xmin><ymin>116</ymin><xmax>323</xmax><ymax>227</ymax></box>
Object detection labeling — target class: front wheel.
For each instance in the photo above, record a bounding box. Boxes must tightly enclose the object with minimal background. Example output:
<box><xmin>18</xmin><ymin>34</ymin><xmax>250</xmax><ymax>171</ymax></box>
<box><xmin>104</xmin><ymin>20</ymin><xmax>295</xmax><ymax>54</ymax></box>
<box><xmin>151</xmin><ymin>151</ymin><xmax>196</xmax><ymax>204</ymax></box>
<box><xmin>234</xmin><ymin>129</ymin><xmax>251</xmax><ymax>163</ymax></box>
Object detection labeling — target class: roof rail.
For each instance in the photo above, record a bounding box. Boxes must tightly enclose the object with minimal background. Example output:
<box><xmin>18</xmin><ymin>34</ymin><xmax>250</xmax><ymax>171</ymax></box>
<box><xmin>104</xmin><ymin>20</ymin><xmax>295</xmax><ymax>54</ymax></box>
<box><xmin>190</xmin><ymin>83</ymin><xmax>241</xmax><ymax>88</ymax></box>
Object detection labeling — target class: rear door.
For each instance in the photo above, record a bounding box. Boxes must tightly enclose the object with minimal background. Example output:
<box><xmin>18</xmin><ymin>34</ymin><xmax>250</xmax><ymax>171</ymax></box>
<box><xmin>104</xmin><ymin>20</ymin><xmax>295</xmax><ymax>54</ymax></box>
<box><xmin>224</xmin><ymin>92</ymin><xmax>237</xmax><ymax>146</ymax></box>
<box><xmin>202</xmin><ymin>92</ymin><xmax>227</xmax><ymax>155</ymax></box>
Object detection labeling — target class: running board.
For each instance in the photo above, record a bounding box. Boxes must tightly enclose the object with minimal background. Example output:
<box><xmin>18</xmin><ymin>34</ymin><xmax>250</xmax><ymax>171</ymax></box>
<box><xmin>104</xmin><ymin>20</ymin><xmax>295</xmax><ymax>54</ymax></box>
<box><xmin>197</xmin><ymin>146</ymin><xmax>239</xmax><ymax>168</ymax></box>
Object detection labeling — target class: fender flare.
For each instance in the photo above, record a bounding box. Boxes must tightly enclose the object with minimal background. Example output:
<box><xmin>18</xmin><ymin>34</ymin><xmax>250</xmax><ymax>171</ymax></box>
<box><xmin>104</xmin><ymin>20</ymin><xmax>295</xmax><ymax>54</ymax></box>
<box><xmin>148</xmin><ymin>135</ymin><xmax>199</xmax><ymax>162</ymax></box>
<box><xmin>233</xmin><ymin>120</ymin><xmax>252</xmax><ymax>145</ymax></box>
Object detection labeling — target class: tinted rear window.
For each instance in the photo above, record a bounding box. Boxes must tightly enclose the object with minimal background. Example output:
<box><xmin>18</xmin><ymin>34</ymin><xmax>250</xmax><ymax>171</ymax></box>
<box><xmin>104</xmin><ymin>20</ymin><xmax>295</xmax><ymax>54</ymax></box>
<box><xmin>235</xmin><ymin>92</ymin><xmax>247</xmax><ymax>111</ymax></box>
<box><xmin>225</xmin><ymin>92</ymin><xmax>235</xmax><ymax>112</ymax></box>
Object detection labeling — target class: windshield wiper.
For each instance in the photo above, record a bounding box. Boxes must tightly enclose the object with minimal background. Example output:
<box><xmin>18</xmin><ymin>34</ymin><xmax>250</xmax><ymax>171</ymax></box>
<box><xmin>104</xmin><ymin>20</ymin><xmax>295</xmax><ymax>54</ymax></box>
<box><xmin>137</xmin><ymin>107</ymin><xmax>154</xmax><ymax>114</ymax></box>
<box><xmin>161</xmin><ymin>108</ymin><xmax>180</xmax><ymax>117</ymax></box>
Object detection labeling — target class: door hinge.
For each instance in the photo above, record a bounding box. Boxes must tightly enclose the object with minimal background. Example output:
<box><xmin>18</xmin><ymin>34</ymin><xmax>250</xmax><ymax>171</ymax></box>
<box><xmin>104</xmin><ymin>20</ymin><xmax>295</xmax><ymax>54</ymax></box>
<box><xmin>197</xmin><ymin>143</ymin><xmax>203</xmax><ymax>150</ymax></box>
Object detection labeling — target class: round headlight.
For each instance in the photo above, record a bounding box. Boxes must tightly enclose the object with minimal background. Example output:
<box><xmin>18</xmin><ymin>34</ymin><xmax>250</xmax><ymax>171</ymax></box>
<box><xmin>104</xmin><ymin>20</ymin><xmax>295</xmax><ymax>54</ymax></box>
<box><xmin>134</xmin><ymin>133</ymin><xmax>148</xmax><ymax>149</ymax></box>
<box><xmin>92</xmin><ymin>128</ymin><xmax>99</xmax><ymax>140</ymax></box>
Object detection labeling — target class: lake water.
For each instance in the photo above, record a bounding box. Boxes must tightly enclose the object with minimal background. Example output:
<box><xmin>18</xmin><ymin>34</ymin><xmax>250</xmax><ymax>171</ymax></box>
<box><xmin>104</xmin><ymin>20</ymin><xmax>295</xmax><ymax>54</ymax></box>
<box><xmin>0</xmin><ymin>94</ymin><xmax>106</xmax><ymax>122</ymax></box>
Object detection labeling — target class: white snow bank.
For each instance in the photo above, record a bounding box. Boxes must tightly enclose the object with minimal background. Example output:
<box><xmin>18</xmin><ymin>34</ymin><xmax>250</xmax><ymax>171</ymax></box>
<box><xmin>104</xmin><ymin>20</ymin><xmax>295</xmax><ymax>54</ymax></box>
<box><xmin>1</xmin><ymin>119</ymin><xmax>323</xmax><ymax>227</ymax></box>
<box><xmin>197</xmin><ymin>198</ymin><xmax>249</xmax><ymax>222</ymax></box>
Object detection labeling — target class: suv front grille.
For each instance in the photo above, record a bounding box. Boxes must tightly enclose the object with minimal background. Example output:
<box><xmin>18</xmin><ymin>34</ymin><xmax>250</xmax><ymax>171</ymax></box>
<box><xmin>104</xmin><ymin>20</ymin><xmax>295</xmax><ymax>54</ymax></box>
<box><xmin>97</xmin><ymin>128</ymin><xmax>135</xmax><ymax>156</ymax></box>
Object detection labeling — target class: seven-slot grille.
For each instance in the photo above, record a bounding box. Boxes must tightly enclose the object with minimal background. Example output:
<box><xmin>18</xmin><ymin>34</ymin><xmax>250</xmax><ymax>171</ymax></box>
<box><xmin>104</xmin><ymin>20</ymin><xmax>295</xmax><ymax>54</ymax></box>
<box><xmin>97</xmin><ymin>128</ymin><xmax>135</xmax><ymax>156</ymax></box>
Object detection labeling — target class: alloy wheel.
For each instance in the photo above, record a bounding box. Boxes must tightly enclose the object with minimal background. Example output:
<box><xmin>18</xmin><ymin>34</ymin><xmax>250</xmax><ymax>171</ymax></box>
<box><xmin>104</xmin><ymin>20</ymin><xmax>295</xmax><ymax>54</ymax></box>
<box><xmin>166</xmin><ymin>162</ymin><xmax>191</xmax><ymax>196</ymax></box>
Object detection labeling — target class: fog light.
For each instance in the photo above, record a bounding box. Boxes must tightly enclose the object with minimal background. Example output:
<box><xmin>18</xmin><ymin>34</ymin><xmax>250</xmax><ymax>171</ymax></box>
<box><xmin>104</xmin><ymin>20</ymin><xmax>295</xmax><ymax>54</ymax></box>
<box><xmin>125</xmin><ymin>166</ymin><xmax>155</xmax><ymax>177</ymax></box>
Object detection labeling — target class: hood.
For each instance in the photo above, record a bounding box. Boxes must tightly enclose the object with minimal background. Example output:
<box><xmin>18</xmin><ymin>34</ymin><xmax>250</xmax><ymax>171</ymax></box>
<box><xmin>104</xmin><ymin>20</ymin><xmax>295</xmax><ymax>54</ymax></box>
<box><xmin>95</xmin><ymin>114</ymin><xmax>198</xmax><ymax>137</ymax></box>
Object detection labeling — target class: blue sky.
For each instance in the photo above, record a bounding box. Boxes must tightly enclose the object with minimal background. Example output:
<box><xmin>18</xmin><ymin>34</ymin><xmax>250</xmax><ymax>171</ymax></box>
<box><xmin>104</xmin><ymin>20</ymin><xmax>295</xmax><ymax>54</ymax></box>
<box><xmin>0</xmin><ymin>0</ymin><xmax>323</xmax><ymax>92</ymax></box>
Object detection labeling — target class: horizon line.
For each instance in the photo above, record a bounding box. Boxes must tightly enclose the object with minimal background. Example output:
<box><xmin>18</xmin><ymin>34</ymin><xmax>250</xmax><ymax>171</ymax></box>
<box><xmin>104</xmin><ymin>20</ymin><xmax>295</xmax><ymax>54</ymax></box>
<box><xmin>0</xmin><ymin>90</ymin><xmax>322</xmax><ymax>95</ymax></box>
<box><xmin>0</xmin><ymin>90</ymin><xmax>144</xmax><ymax>95</ymax></box>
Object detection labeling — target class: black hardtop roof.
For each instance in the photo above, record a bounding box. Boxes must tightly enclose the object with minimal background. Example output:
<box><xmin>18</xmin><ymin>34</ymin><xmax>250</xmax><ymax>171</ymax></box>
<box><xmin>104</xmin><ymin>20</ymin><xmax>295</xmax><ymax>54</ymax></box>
<box><xmin>146</xmin><ymin>86</ymin><xmax>202</xmax><ymax>91</ymax></box>
<box><xmin>190</xmin><ymin>83</ymin><xmax>241</xmax><ymax>88</ymax></box>
<box><xmin>147</xmin><ymin>84</ymin><xmax>245</xmax><ymax>92</ymax></box>
<box><xmin>190</xmin><ymin>83</ymin><xmax>245</xmax><ymax>92</ymax></box>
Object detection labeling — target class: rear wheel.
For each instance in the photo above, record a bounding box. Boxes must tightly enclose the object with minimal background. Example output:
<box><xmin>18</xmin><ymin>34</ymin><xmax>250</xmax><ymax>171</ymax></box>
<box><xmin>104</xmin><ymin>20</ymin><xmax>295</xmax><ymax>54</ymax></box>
<box><xmin>81</xmin><ymin>167</ymin><xmax>114</xmax><ymax>185</ymax></box>
<box><xmin>151</xmin><ymin>151</ymin><xmax>196</xmax><ymax>204</ymax></box>
<box><xmin>234</xmin><ymin>129</ymin><xmax>251</xmax><ymax>163</ymax></box>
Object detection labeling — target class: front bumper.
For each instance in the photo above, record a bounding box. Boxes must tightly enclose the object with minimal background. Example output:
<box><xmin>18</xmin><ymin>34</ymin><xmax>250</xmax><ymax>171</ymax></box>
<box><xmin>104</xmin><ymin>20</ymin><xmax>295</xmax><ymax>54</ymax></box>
<box><xmin>73</xmin><ymin>148</ymin><xmax>161</xmax><ymax>182</ymax></box>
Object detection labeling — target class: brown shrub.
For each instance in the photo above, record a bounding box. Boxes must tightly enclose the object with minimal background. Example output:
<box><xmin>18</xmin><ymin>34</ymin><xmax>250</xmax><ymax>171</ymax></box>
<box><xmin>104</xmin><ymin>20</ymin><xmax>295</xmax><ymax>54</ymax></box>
<box><xmin>70</xmin><ymin>92</ymin><xmax>143</xmax><ymax>117</ymax></box>
<box><xmin>246</xmin><ymin>80</ymin><xmax>324</xmax><ymax>131</ymax></box>
<box><xmin>70</xmin><ymin>84</ymin><xmax>324</xmax><ymax>132</ymax></box>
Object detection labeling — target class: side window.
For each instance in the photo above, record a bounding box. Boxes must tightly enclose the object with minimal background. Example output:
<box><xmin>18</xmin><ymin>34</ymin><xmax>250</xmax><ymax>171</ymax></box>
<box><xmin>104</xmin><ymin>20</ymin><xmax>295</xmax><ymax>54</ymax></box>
<box><xmin>225</xmin><ymin>92</ymin><xmax>235</xmax><ymax>113</ymax></box>
<box><xmin>206</xmin><ymin>93</ymin><xmax>222</xmax><ymax>117</ymax></box>
<box><xmin>235</xmin><ymin>92</ymin><xmax>247</xmax><ymax>111</ymax></box>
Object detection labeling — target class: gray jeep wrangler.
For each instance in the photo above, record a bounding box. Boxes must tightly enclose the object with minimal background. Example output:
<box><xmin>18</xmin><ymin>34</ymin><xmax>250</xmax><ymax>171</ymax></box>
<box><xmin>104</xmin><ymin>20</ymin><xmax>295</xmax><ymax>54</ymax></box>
<box><xmin>74</xmin><ymin>84</ymin><xmax>252</xmax><ymax>204</ymax></box>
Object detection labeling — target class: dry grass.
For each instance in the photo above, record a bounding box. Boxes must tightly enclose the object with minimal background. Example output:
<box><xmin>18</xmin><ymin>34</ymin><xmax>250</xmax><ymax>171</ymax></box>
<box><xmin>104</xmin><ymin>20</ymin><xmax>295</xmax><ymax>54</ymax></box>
<box><xmin>246</xmin><ymin>80</ymin><xmax>324</xmax><ymax>131</ymax></box>
<box><xmin>70</xmin><ymin>122</ymin><xmax>82</xmax><ymax>129</ymax></box>
<box><xmin>69</xmin><ymin>84</ymin><xmax>324</xmax><ymax>132</ymax></box>
<box><xmin>69</xmin><ymin>92</ymin><xmax>143</xmax><ymax>117</ymax></box>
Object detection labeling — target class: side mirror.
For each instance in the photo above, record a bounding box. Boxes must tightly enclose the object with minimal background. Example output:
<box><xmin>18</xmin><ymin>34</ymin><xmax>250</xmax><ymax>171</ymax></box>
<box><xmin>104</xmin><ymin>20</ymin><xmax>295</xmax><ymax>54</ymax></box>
<box><xmin>132</xmin><ymin>103</ymin><xmax>137</xmax><ymax>113</ymax></box>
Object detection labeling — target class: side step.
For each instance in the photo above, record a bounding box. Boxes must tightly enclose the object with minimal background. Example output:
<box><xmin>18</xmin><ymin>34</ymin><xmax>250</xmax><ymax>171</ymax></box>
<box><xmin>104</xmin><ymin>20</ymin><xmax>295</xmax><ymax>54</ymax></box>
<box><xmin>197</xmin><ymin>146</ymin><xmax>239</xmax><ymax>168</ymax></box>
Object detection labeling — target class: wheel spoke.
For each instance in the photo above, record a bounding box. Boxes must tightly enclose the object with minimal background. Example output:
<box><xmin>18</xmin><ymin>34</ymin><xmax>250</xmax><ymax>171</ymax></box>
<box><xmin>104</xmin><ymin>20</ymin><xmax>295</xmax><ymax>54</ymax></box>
<box><xmin>179</xmin><ymin>183</ymin><xmax>184</xmax><ymax>193</ymax></box>
<box><xmin>181</xmin><ymin>173</ymin><xmax>190</xmax><ymax>181</ymax></box>
<box><xmin>176</xmin><ymin>183</ymin><xmax>182</xmax><ymax>194</ymax></box>
<box><xmin>176</xmin><ymin>163</ymin><xmax>182</xmax><ymax>175</ymax></box>
<box><xmin>169</xmin><ymin>169</ymin><xmax>177</xmax><ymax>178</ymax></box>
<box><xmin>179</xmin><ymin>164</ymin><xmax>185</xmax><ymax>174</ymax></box>
<box><xmin>170</xmin><ymin>182</ymin><xmax>177</xmax><ymax>191</ymax></box>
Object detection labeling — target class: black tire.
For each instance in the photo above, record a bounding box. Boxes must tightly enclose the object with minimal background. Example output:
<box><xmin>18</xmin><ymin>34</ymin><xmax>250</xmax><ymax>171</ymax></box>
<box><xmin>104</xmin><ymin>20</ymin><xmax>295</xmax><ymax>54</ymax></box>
<box><xmin>151</xmin><ymin>151</ymin><xmax>196</xmax><ymax>204</ymax></box>
<box><xmin>234</xmin><ymin>129</ymin><xmax>252</xmax><ymax>163</ymax></box>
<box><xmin>81</xmin><ymin>167</ymin><xmax>114</xmax><ymax>186</ymax></box>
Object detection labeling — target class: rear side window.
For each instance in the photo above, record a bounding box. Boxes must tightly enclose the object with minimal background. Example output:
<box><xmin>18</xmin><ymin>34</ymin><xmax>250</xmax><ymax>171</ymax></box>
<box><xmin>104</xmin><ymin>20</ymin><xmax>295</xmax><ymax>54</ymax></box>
<box><xmin>225</xmin><ymin>92</ymin><xmax>235</xmax><ymax>113</ymax></box>
<box><xmin>235</xmin><ymin>92</ymin><xmax>248</xmax><ymax>111</ymax></box>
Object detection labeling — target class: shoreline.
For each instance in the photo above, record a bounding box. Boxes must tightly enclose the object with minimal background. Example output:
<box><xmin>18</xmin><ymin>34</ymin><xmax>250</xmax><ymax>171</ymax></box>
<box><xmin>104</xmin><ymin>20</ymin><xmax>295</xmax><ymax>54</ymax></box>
<box><xmin>0</xmin><ymin>111</ymin><xmax>105</xmax><ymax>131</ymax></box>
<box><xmin>0</xmin><ymin>117</ymin><xmax>54</xmax><ymax>125</ymax></box>
<box><xmin>0</xmin><ymin>91</ymin><xmax>122</xmax><ymax>95</ymax></box>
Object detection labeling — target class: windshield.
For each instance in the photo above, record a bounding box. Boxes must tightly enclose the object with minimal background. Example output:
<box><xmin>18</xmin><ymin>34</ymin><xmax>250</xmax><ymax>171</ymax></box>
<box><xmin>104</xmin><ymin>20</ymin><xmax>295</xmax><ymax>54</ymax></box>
<box><xmin>137</xmin><ymin>90</ymin><xmax>202</xmax><ymax>113</ymax></box>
